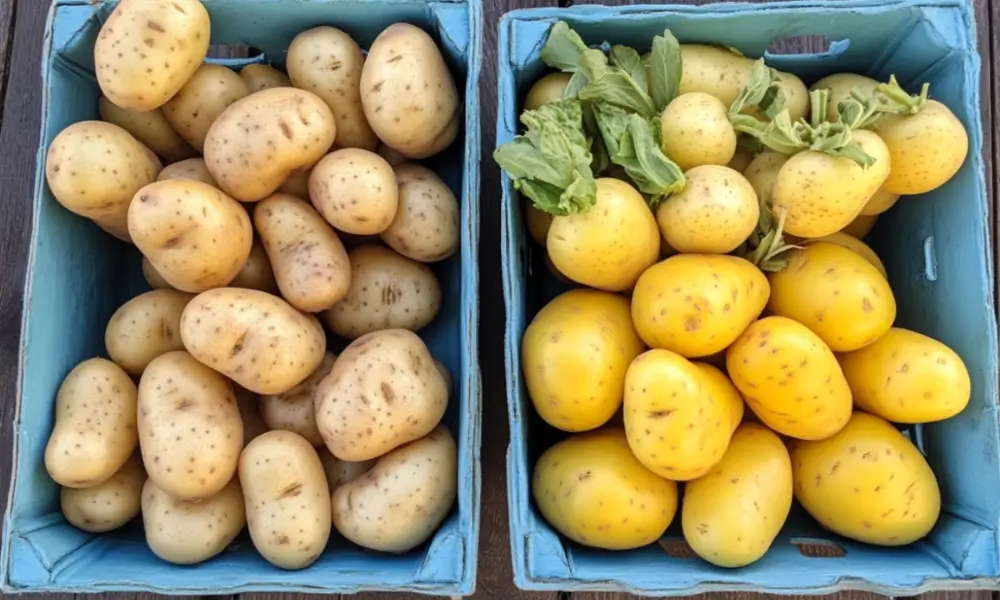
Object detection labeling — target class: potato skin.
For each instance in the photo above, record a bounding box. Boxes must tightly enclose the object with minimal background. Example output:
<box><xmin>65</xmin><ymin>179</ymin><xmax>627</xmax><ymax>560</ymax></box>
<box><xmin>142</xmin><ymin>476</ymin><xmax>246</xmax><ymax>565</ymax></box>
<box><xmin>525</xmin><ymin>201</ymin><xmax>553</xmax><ymax>246</ymax></box>
<box><xmin>802</xmin><ymin>232</ymin><xmax>887</xmax><ymax>278</ymax></box>
<box><xmin>376</xmin><ymin>142</ymin><xmax>407</xmax><ymax>167</ymax></box>
<box><xmin>381</xmin><ymin>163</ymin><xmax>460</xmax><ymax>263</ymax></box>
<box><xmin>180</xmin><ymin>288</ymin><xmax>327</xmax><ymax>395</ymax></box>
<box><xmin>138</xmin><ymin>351</ymin><xmax>243</xmax><ymax>500</ymax></box>
<box><xmin>841</xmin><ymin>213</ymin><xmax>878</xmax><ymax>239</ymax></box>
<box><xmin>659</xmin><ymin>93</ymin><xmax>736</xmax><ymax>170</ymax></box>
<box><xmin>240</xmin><ymin>64</ymin><xmax>291</xmax><ymax>93</ymax></box>
<box><xmin>204</xmin><ymin>88</ymin><xmax>336</xmax><ymax>202</ymax></box>
<box><xmin>94</xmin><ymin>0</ymin><xmax>210</xmax><ymax>111</ymax></box>
<box><xmin>333</xmin><ymin>425</ymin><xmax>457</xmax><ymax>552</ymax></box>
<box><xmin>157</xmin><ymin>158</ymin><xmax>218</xmax><ymax>186</ymax></box>
<box><xmin>105</xmin><ymin>289</ymin><xmax>195</xmax><ymax>375</ymax></box>
<box><xmin>240</xmin><ymin>431</ymin><xmax>331</xmax><ymax>569</ymax></box>
<box><xmin>260</xmin><ymin>353</ymin><xmax>335</xmax><ymax>446</ymax></box>
<box><xmin>743</xmin><ymin>151</ymin><xmax>788</xmax><ymax>205</ymax></box>
<box><xmin>532</xmin><ymin>427</ymin><xmax>678</xmax><ymax>550</ymax></box>
<box><xmin>128</xmin><ymin>179</ymin><xmax>253</xmax><ymax>293</ymax></box>
<box><xmin>98</xmin><ymin>96</ymin><xmax>196</xmax><ymax>162</ymax></box>
<box><xmin>321</xmin><ymin>244</ymin><xmax>442</xmax><ymax>339</ymax></box>
<box><xmin>874</xmin><ymin>100</ymin><xmax>969</xmax><ymax>195</ymax></box>
<box><xmin>525</xmin><ymin>72</ymin><xmax>573</xmax><ymax>111</ymax></box>
<box><xmin>859</xmin><ymin>185</ymin><xmax>901</xmax><ymax>216</ymax></box>
<box><xmin>315</xmin><ymin>329</ymin><xmax>448</xmax><ymax>461</ymax></box>
<box><xmin>656</xmin><ymin>165</ymin><xmax>758</xmax><ymax>254</ymax></box>
<box><xmin>163</xmin><ymin>64</ymin><xmax>251</xmax><ymax>152</ymax></box>
<box><xmin>236</xmin><ymin>386</ymin><xmax>269</xmax><ymax>447</ymax></box>
<box><xmin>61</xmin><ymin>452</ymin><xmax>145</xmax><ymax>533</ymax></box>
<box><xmin>45</xmin><ymin>358</ymin><xmax>138</xmax><ymax>488</ymax></box>
<box><xmin>229</xmin><ymin>239</ymin><xmax>279</xmax><ymax>293</ymax></box>
<box><xmin>142</xmin><ymin>257</ymin><xmax>173</xmax><ymax>290</ymax></box>
<box><xmin>309</xmin><ymin>149</ymin><xmax>398</xmax><ymax>235</ymax></box>
<box><xmin>319</xmin><ymin>448</ymin><xmax>375</xmax><ymax>491</ymax></box>
<box><xmin>695</xmin><ymin>363</ymin><xmax>744</xmax><ymax>433</ymax></box>
<box><xmin>811</xmin><ymin>73</ymin><xmax>879</xmax><ymax>122</ymax></box>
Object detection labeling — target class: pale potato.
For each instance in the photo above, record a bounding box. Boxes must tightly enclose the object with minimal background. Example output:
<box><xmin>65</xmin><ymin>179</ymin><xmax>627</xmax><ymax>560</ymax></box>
<box><xmin>277</xmin><ymin>168</ymin><xmax>311</xmax><ymax>199</ymax></box>
<box><xmin>163</xmin><ymin>64</ymin><xmax>251</xmax><ymax>152</ymax></box>
<box><xmin>318</xmin><ymin>448</ymin><xmax>375</xmax><ymax>491</ymax></box>
<box><xmin>260</xmin><ymin>354</ymin><xmax>336</xmax><ymax>446</ymax></box>
<box><xmin>376</xmin><ymin>142</ymin><xmax>407</xmax><ymax>167</ymax></box>
<box><xmin>229</xmin><ymin>239</ymin><xmax>278</xmax><ymax>293</ymax></box>
<box><xmin>105</xmin><ymin>289</ymin><xmax>195</xmax><ymax>375</ymax></box>
<box><xmin>240</xmin><ymin>64</ymin><xmax>291</xmax><ymax>93</ymax></box>
<box><xmin>309</xmin><ymin>149</ymin><xmax>398</xmax><ymax>235</ymax></box>
<box><xmin>434</xmin><ymin>358</ymin><xmax>453</xmax><ymax>400</ymax></box>
<box><xmin>321</xmin><ymin>244</ymin><xmax>441</xmax><ymax>339</ymax></box>
<box><xmin>315</xmin><ymin>329</ymin><xmax>448</xmax><ymax>461</ymax></box>
<box><xmin>156</xmin><ymin>158</ymin><xmax>218</xmax><ymax>186</ymax></box>
<box><xmin>61</xmin><ymin>452</ymin><xmax>144</xmax><ymax>533</ymax></box>
<box><xmin>98</xmin><ymin>96</ymin><xmax>196</xmax><ymax>162</ymax></box>
<box><xmin>381</xmin><ymin>163</ymin><xmax>459</xmax><ymax>262</ymax></box>
<box><xmin>142</xmin><ymin>257</ymin><xmax>173</xmax><ymax>290</ymax></box>
<box><xmin>333</xmin><ymin>425</ymin><xmax>457</xmax><ymax>552</ymax></box>
<box><xmin>236</xmin><ymin>386</ymin><xmax>269</xmax><ymax>447</ymax></box>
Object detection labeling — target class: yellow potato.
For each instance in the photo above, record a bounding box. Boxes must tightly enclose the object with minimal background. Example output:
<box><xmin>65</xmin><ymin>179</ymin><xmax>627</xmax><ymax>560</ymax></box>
<box><xmin>277</xmin><ymin>168</ymin><xmax>312</xmax><ymax>199</ymax></box>
<box><xmin>138</xmin><ymin>351</ymin><xmax>243</xmax><ymax>500</ymax></box>
<box><xmin>204</xmin><ymin>88</ymin><xmax>336</xmax><ymax>202</ymax></box>
<box><xmin>240</xmin><ymin>64</ymin><xmax>291</xmax><ymax>93</ymax></box>
<box><xmin>319</xmin><ymin>448</ymin><xmax>375</xmax><ymax>491</ymax></box>
<box><xmin>727</xmin><ymin>146</ymin><xmax>756</xmax><ymax>173</ymax></box>
<box><xmin>236</xmin><ymin>386</ymin><xmax>268</xmax><ymax>448</ymax></box>
<box><xmin>659</xmin><ymin>93</ymin><xmax>737</xmax><ymax>170</ymax></box>
<box><xmin>743</xmin><ymin>151</ymin><xmax>788</xmax><ymax>205</ymax></box>
<box><xmin>240</xmin><ymin>431</ymin><xmax>332</xmax><ymax>569</ymax></box>
<box><xmin>45</xmin><ymin>121</ymin><xmax>161</xmax><ymax>241</ymax></box>
<box><xmin>254</xmin><ymin>194</ymin><xmax>351</xmax><ymax>312</ymax></box>
<box><xmin>157</xmin><ymin>158</ymin><xmax>218</xmax><ymax>186</ymax></box>
<box><xmin>525</xmin><ymin>201</ymin><xmax>554</xmax><ymax>246</ymax></box>
<box><xmin>631</xmin><ymin>254</ymin><xmax>769</xmax><ymax>358</ymax></box>
<box><xmin>361</xmin><ymin>23</ymin><xmax>460</xmax><ymax>159</ymax></box>
<box><xmin>288</xmin><ymin>27</ymin><xmax>378</xmax><ymax>151</ymax></box>
<box><xmin>260</xmin><ymin>353</ymin><xmax>335</xmax><ymax>446</ymax></box>
<box><xmin>525</xmin><ymin>72</ymin><xmax>573</xmax><ymax>111</ymax></box>
<box><xmin>874</xmin><ymin>100</ymin><xmax>969</xmax><ymax>195</ymax></box>
<box><xmin>624</xmin><ymin>349</ymin><xmax>735</xmax><ymax>480</ymax></box>
<box><xmin>726</xmin><ymin>316</ymin><xmax>852</xmax><ymax>440</ymax></box>
<box><xmin>128</xmin><ymin>179</ymin><xmax>253</xmax><ymax>293</ymax></box>
<box><xmin>229</xmin><ymin>239</ymin><xmax>278</xmax><ymax>293</ymax></box>
<box><xmin>321</xmin><ymin>244</ymin><xmax>441</xmax><ymax>339</ymax></box>
<box><xmin>841</xmin><ymin>213</ymin><xmax>878</xmax><ymax>239</ymax></box>
<box><xmin>810</xmin><ymin>73</ymin><xmax>879</xmax><ymax>122</ymax></box>
<box><xmin>682</xmin><ymin>423</ymin><xmax>792</xmax><ymax>567</ymax></box>
<box><xmin>791</xmin><ymin>412</ymin><xmax>941</xmax><ymax>545</ymax></box>
<box><xmin>333</xmin><ymin>425</ymin><xmax>457</xmax><ymax>552</ymax></box>
<box><xmin>381</xmin><ymin>163</ymin><xmax>459</xmax><ymax>262</ymax></box>
<box><xmin>801</xmin><ymin>232</ymin><xmax>887</xmax><ymax>278</ymax></box>
<box><xmin>309</xmin><ymin>148</ymin><xmax>398</xmax><ymax>235</ymax></box>
<box><xmin>61</xmin><ymin>453</ymin><xmax>144</xmax><ymax>533</ymax></box>
<box><xmin>105</xmin><ymin>289</ymin><xmax>194</xmax><ymax>375</ymax></box>
<box><xmin>532</xmin><ymin>427</ymin><xmax>678</xmax><ymax>550</ymax></box>
<box><xmin>839</xmin><ymin>328</ymin><xmax>970</xmax><ymax>423</ymax></box>
<box><xmin>45</xmin><ymin>358</ymin><xmax>138</xmax><ymax>488</ymax></box>
<box><xmin>98</xmin><ymin>96</ymin><xmax>196</xmax><ymax>162</ymax></box>
<box><xmin>656</xmin><ymin>165</ymin><xmax>758</xmax><ymax>254</ymax></box>
<box><xmin>142</xmin><ymin>256</ymin><xmax>173</xmax><ymax>290</ymax></box>
<box><xmin>694</xmin><ymin>363</ymin><xmax>744</xmax><ymax>434</ymax></box>
<box><xmin>94</xmin><ymin>0</ymin><xmax>210</xmax><ymax>111</ymax></box>
<box><xmin>522</xmin><ymin>289</ymin><xmax>644</xmax><ymax>433</ymax></box>
<box><xmin>180</xmin><ymin>288</ymin><xmax>327</xmax><ymax>395</ymax></box>
<box><xmin>163</xmin><ymin>64</ymin><xmax>251</xmax><ymax>152</ymax></box>
<box><xmin>859</xmin><ymin>185</ymin><xmax>901</xmax><ymax>216</ymax></box>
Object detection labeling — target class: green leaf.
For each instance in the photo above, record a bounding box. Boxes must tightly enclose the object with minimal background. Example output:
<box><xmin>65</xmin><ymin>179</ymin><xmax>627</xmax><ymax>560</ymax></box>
<box><xmin>593</xmin><ymin>105</ymin><xmax>685</xmax><ymax>204</ymax></box>
<box><xmin>610</xmin><ymin>45</ymin><xmax>648</xmax><ymax>94</ymax></box>
<box><xmin>562</xmin><ymin>70</ymin><xmax>589</xmax><ymax>99</ymax></box>
<box><xmin>649</xmin><ymin>30</ymin><xmax>682</xmax><ymax>112</ymax></box>
<box><xmin>730</xmin><ymin>110</ymin><xmax>808</xmax><ymax>155</ymax></box>
<box><xmin>540</xmin><ymin>21</ymin><xmax>590</xmax><ymax>72</ymax></box>
<box><xmin>873</xmin><ymin>75</ymin><xmax>929</xmax><ymax>115</ymax></box>
<box><xmin>728</xmin><ymin>59</ymin><xmax>785</xmax><ymax>117</ymax></box>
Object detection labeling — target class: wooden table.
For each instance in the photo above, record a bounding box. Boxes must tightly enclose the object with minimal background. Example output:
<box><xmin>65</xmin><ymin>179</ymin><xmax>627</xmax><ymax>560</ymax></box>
<box><xmin>0</xmin><ymin>0</ymin><xmax>998</xmax><ymax>598</ymax></box>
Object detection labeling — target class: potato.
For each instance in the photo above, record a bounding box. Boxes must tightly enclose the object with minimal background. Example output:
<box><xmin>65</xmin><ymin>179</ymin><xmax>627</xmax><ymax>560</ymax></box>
<box><xmin>105</xmin><ymin>289</ymin><xmax>194</xmax><ymax>375</ymax></box>
<box><xmin>163</xmin><ymin>65</ymin><xmax>251</xmax><ymax>152</ymax></box>
<box><xmin>236</xmin><ymin>386</ymin><xmax>269</xmax><ymax>447</ymax></box>
<box><xmin>522</xmin><ymin>289</ymin><xmax>644</xmax><ymax>433</ymax></box>
<box><xmin>240</xmin><ymin>431</ymin><xmax>331</xmax><ymax>569</ymax></box>
<box><xmin>839</xmin><ymin>328</ymin><xmax>971</xmax><ymax>423</ymax></box>
<box><xmin>319</xmin><ymin>448</ymin><xmax>375</xmax><ymax>491</ymax></box>
<box><xmin>767</xmin><ymin>242</ymin><xmax>896</xmax><ymax>352</ymax></box>
<box><xmin>315</xmin><ymin>329</ymin><xmax>447</xmax><ymax>461</ymax></box>
<box><xmin>727</xmin><ymin>316</ymin><xmax>852</xmax><ymax>441</ymax></box>
<box><xmin>631</xmin><ymin>254</ymin><xmax>769</xmax><ymax>358</ymax></box>
<box><xmin>376</xmin><ymin>142</ymin><xmax>407</xmax><ymax>167</ymax></box>
<box><xmin>288</xmin><ymin>27</ymin><xmax>378</xmax><ymax>151</ymax></box>
<box><xmin>128</xmin><ymin>179</ymin><xmax>253</xmax><ymax>293</ymax></box>
<box><xmin>142</xmin><ymin>256</ymin><xmax>173</xmax><ymax>290</ymax></box>
<box><xmin>859</xmin><ymin>185</ymin><xmax>901</xmax><ymax>216</ymax></box>
<box><xmin>61</xmin><ymin>452</ymin><xmax>144</xmax><ymax>533</ymax></box>
<box><xmin>434</xmin><ymin>358</ymin><xmax>454</xmax><ymax>401</ymax></box>
<box><xmin>277</xmin><ymin>168</ymin><xmax>312</xmax><ymax>199</ymax></box>
<box><xmin>157</xmin><ymin>158</ymin><xmax>218</xmax><ymax>186</ymax></box>
<box><xmin>229</xmin><ymin>240</ymin><xmax>279</xmax><ymax>293</ymax></box>
<box><xmin>525</xmin><ymin>72</ymin><xmax>573</xmax><ymax>111</ymax></box>
<box><xmin>321</xmin><ymin>244</ymin><xmax>442</xmax><ymax>339</ymax></box>
<box><xmin>841</xmin><ymin>213</ymin><xmax>878</xmax><ymax>239</ymax></box>
<box><xmin>309</xmin><ymin>149</ymin><xmax>398</xmax><ymax>235</ymax></box>
<box><xmin>682</xmin><ymin>423</ymin><xmax>792</xmax><ymax>567</ymax></box>
<box><xmin>260</xmin><ymin>353</ymin><xmax>335</xmax><ymax>446</ymax></box>
<box><xmin>874</xmin><ymin>99</ymin><xmax>969</xmax><ymax>195</ymax></box>
<box><xmin>142</xmin><ymin>476</ymin><xmax>246</xmax><ymax>565</ymax></box>
<box><xmin>656</xmin><ymin>165</ymin><xmax>758</xmax><ymax>254</ymax></box>
<box><xmin>45</xmin><ymin>358</ymin><xmax>138</xmax><ymax>488</ymax></box>
<box><xmin>98</xmin><ymin>96</ymin><xmax>196</xmax><ymax>162</ymax></box>
<box><xmin>240</xmin><ymin>64</ymin><xmax>291</xmax><ymax>93</ymax></box>
<box><xmin>791</xmin><ymin>412</ymin><xmax>941</xmax><ymax>545</ymax></box>
<box><xmin>94</xmin><ymin>0</ymin><xmax>210</xmax><ymax>111</ymax></box>
<box><xmin>624</xmin><ymin>350</ymin><xmax>735</xmax><ymax>480</ymax></box>
<box><xmin>138</xmin><ymin>351</ymin><xmax>243</xmax><ymax>500</ymax></box>
<box><xmin>742</xmin><ymin>151</ymin><xmax>788</xmax><ymax>204</ymax></box>
<box><xmin>45</xmin><ymin>121</ymin><xmax>161</xmax><ymax>241</ymax></box>
<box><xmin>180</xmin><ymin>288</ymin><xmax>327</xmax><ymax>394</ymax></box>
<box><xmin>361</xmin><ymin>23</ymin><xmax>460</xmax><ymax>158</ymax></box>
<box><xmin>532</xmin><ymin>427</ymin><xmax>678</xmax><ymax>550</ymax></box>
<box><xmin>204</xmin><ymin>88</ymin><xmax>336</xmax><ymax>202</ymax></box>
<box><xmin>333</xmin><ymin>425</ymin><xmax>457</xmax><ymax>553</ymax></box>
<box><xmin>802</xmin><ymin>232</ymin><xmax>887</xmax><ymax>278</ymax></box>
<box><xmin>381</xmin><ymin>163</ymin><xmax>459</xmax><ymax>263</ymax></box>
<box><xmin>659</xmin><ymin>93</ymin><xmax>737</xmax><ymax>170</ymax></box>
<box><xmin>526</xmin><ymin>201</ymin><xmax>553</xmax><ymax>246</ymax></box>
<box><xmin>252</xmin><ymin>194</ymin><xmax>351</xmax><ymax>312</ymax></box>
<box><xmin>695</xmin><ymin>363</ymin><xmax>744</xmax><ymax>434</ymax></box>
<box><xmin>727</xmin><ymin>146</ymin><xmax>756</xmax><ymax>173</ymax></box>
<box><xmin>810</xmin><ymin>73</ymin><xmax>879</xmax><ymax>122</ymax></box>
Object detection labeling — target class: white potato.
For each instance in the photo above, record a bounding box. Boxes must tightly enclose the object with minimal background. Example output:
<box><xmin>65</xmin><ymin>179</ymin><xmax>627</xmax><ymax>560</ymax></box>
<box><xmin>309</xmin><ymin>149</ymin><xmax>398</xmax><ymax>235</ymax></box>
<box><xmin>381</xmin><ymin>163</ymin><xmax>459</xmax><ymax>262</ymax></box>
<box><xmin>260</xmin><ymin>353</ymin><xmax>336</xmax><ymax>446</ymax></box>
<box><xmin>61</xmin><ymin>452</ymin><xmax>145</xmax><ymax>533</ymax></box>
<box><xmin>105</xmin><ymin>289</ymin><xmax>194</xmax><ymax>375</ymax></box>
<box><xmin>162</xmin><ymin>64</ymin><xmax>252</xmax><ymax>152</ymax></box>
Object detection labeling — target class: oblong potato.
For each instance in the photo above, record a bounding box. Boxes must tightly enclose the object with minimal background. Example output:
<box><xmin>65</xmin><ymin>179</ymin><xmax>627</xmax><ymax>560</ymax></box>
<box><xmin>321</xmin><ymin>244</ymin><xmax>442</xmax><ymax>339</ymax></box>
<box><xmin>381</xmin><ymin>163</ymin><xmax>459</xmax><ymax>262</ymax></box>
<box><xmin>163</xmin><ymin>64</ymin><xmax>252</xmax><ymax>152</ymax></box>
<box><xmin>180</xmin><ymin>288</ymin><xmax>327</xmax><ymax>395</ymax></box>
<box><xmin>240</xmin><ymin>64</ymin><xmax>291</xmax><ymax>93</ymax></box>
<box><xmin>319</xmin><ymin>448</ymin><xmax>375</xmax><ymax>491</ymax></box>
<box><xmin>254</xmin><ymin>194</ymin><xmax>352</xmax><ymax>312</ymax></box>
<box><xmin>333</xmin><ymin>425</ymin><xmax>457</xmax><ymax>552</ymax></box>
<box><xmin>99</xmin><ymin>96</ymin><xmax>196</xmax><ymax>162</ymax></box>
<box><xmin>260</xmin><ymin>353</ymin><xmax>336</xmax><ymax>446</ymax></box>
<box><xmin>229</xmin><ymin>239</ymin><xmax>278</xmax><ymax>293</ymax></box>
<box><xmin>309</xmin><ymin>149</ymin><xmax>398</xmax><ymax>235</ymax></box>
<box><xmin>157</xmin><ymin>158</ymin><xmax>218</xmax><ymax>186</ymax></box>
<box><xmin>45</xmin><ymin>358</ymin><xmax>138</xmax><ymax>488</ymax></box>
<box><xmin>204</xmin><ymin>88</ymin><xmax>336</xmax><ymax>202</ymax></box>
<box><xmin>240</xmin><ymin>431</ymin><xmax>331</xmax><ymax>569</ymax></box>
<box><xmin>61</xmin><ymin>452</ymin><xmax>145</xmax><ymax>533</ymax></box>
<box><xmin>105</xmin><ymin>289</ymin><xmax>195</xmax><ymax>375</ymax></box>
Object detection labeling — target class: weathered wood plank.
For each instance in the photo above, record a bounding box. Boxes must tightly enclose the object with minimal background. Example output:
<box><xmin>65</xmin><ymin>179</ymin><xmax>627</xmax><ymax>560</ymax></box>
<box><xmin>0</xmin><ymin>0</ymin><xmax>15</xmax><ymax>111</ymax></box>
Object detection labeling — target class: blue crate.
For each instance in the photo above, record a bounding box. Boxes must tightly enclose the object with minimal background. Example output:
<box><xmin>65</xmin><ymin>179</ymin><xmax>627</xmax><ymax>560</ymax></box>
<box><xmin>498</xmin><ymin>0</ymin><xmax>1000</xmax><ymax>595</ymax></box>
<box><xmin>1</xmin><ymin>0</ymin><xmax>482</xmax><ymax>595</ymax></box>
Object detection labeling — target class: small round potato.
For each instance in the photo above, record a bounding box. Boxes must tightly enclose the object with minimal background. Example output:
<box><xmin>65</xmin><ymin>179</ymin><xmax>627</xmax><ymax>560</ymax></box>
<box><xmin>236</xmin><ymin>386</ymin><xmax>269</xmax><ymax>448</ymax></box>
<box><xmin>381</xmin><ymin>163</ymin><xmax>459</xmax><ymax>262</ymax></box>
<box><xmin>138</xmin><ymin>351</ymin><xmax>243</xmax><ymax>500</ymax></box>
<box><xmin>229</xmin><ymin>239</ymin><xmax>278</xmax><ymax>293</ymax></box>
<box><xmin>254</xmin><ymin>194</ymin><xmax>352</xmax><ymax>312</ymax></box>
<box><xmin>45</xmin><ymin>121</ymin><xmax>161</xmax><ymax>241</ymax></box>
<box><xmin>142</xmin><ymin>476</ymin><xmax>247</xmax><ymax>565</ymax></box>
<box><xmin>163</xmin><ymin>64</ymin><xmax>252</xmax><ymax>152</ymax></box>
<box><xmin>333</xmin><ymin>425</ymin><xmax>457</xmax><ymax>552</ymax></box>
<box><xmin>277</xmin><ymin>168</ymin><xmax>312</xmax><ymax>199</ymax></box>
<box><xmin>156</xmin><ymin>157</ymin><xmax>219</xmax><ymax>186</ymax></box>
<box><xmin>319</xmin><ymin>448</ymin><xmax>375</xmax><ymax>491</ymax></box>
<box><xmin>98</xmin><ymin>96</ymin><xmax>196</xmax><ymax>162</ymax></box>
<box><xmin>315</xmin><ymin>329</ymin><xmax>448</xmax><ymax>461</ymax></box>
<box><xmin>240</xmin><ymin>431</ymin><xmax>332</xmax><ymax>570</ymax></box>
<box><xmin>659</xmin><ymin>92</ymin><xmax>737</xmax><ymax>170</ymax></box>
<box><xmin>260</xmin><ymin>353</ymin><xmax>336</xmax><ymax>446</ymax></box>
<box><xmin>657</xmin><ymin>165</ymin><xmax>759</xmax><ymax>254</ymax></box>
<box><xmin>321</xmin><ymin>244</ymin><xmax>442</xmax><ymax>339</ymax></box>
<box><xmin>240</xmin><ymin>64</ymin><xmax>291</xmax><ymax>93</ymax></box>
<box><xmin>309</xmin><ymin>149</ymin><xmax>398</xmax><ymax>235</ymax></box>
<box><xmin>128</xmin><ymin>179</ymin><xmax>253</xmax><ymax>293</ymax></box>
<box><xmin>376</xmin><ymin>142</ymin><xmax>407</xmax><ymax>167</ymax></box>
<box><xmin>142</xmin><ymin>256</ymin><xmax>173</xmax><ymax>290</ymax></box>
<box><xmin>525</xmin><ymin>72</ymin><xmax>573</xmax><ymax>111</ymax></box>
<box><xmin>180</xmin><ymin>288</ymin><xmax>327</xmax><ymax>395</ymax></box>
<box><xmin>105</xmin><ymin>289</ymin><xmax>195</xmax><ymax>375</ymax></box>
<box><xmin>287</xmin><ymin>27</ymin><xmax>378</xmax><ymax>150</ymax></box>
<box><xmin>45</xmin><ymin>358</ymin><xmax>138</xmax><ymax>489</ymax></box>
<box><xmin>204</xmin><ymin>88</ymin><xmax>336</xmax><ymax>203</ymax></box>
<box><xmin>61</xmin><ymin>452</ymin><xmax>145</xmax><ymax>533</ymax></box>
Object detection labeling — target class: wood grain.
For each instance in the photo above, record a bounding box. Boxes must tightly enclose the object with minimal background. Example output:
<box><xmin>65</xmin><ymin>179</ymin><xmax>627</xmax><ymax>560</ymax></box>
<box><xmin>0</xmin><ymin>0</ymin><xmax>13</xmax><ymax>107</ymax></box>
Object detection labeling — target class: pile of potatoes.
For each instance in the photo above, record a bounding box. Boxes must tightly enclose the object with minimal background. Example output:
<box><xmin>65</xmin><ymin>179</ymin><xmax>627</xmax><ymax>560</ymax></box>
<box><xmin>42</xmin><ymin>0</ymin><xmax>462</xmax><ymax>570</ymax></box>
